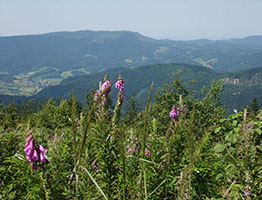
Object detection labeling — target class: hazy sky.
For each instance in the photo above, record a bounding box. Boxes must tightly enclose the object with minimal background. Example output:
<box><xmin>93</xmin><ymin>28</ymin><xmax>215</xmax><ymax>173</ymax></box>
<box><xmin>1</xmin><ymin>0</ymin><xmax>262</xmax><ymax>40</ymax></box>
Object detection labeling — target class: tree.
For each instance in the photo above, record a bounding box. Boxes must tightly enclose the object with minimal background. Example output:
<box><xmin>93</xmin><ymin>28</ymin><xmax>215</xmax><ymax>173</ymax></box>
<box><xmin>124</xmin><ymin>93</ymin><xmax>140</xmax><ymax>124</ymax></box>
<box><xmin>250</xmin><ymin>97</ymin><xmax>259</xmax><ymax>115</ymax></box>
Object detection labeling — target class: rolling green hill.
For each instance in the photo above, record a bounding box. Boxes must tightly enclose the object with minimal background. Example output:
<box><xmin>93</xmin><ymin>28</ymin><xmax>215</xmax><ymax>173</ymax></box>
<box><xmin>1</xmin><ymin>63</ymin><xmax>262</xmax><ymax>111</ymax></box>
<box><xmin>32</xmin><ymin>64</ymin><xmax>262</xmax><ymax>111</ymax></box>
<box><xmin>1</xmin><ymin>30</ymin><xmax>262</xmax><ymax>96</ymax></box>
<box><xmin>34</xmin><ymin>63</ymin><xmax>218</xmax><ymax>102</ymax></box>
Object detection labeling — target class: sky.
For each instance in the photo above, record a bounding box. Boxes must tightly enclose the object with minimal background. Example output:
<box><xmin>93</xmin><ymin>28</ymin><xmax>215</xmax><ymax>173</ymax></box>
<box><xmin>0</xmin><ymin>0</ymin><xmax>262</xmax><ymax>40</ymax></box>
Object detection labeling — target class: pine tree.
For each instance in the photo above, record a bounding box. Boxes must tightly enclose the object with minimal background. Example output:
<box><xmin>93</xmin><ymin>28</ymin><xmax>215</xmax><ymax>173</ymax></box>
<box><xmin>250</xmin><ymin>97</ymin><xmax>259</xmax><ymax>115</ymax></box>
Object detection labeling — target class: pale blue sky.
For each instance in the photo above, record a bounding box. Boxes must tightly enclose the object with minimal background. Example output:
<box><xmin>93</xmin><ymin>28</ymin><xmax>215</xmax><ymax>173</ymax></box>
<box><xmin>0</xmin><ymin>0</ymin><xmax>262</xmax><ymax>40</ymax></box>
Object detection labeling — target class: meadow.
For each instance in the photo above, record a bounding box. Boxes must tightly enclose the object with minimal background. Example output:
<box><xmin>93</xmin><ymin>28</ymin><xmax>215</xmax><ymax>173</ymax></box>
<box><xmin>1</xmin><ymin>75</ymin><xmax>262</xmax><ymax>199</ymax></box>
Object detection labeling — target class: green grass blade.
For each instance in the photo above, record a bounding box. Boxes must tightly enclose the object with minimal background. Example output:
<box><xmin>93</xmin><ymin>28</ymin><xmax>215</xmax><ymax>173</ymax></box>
<box><xmin>148</xmin><ymin>180</ymin><xmax>166</xmax><ymax>198</ymax></box>
<box><xmin>80</xmin><ymin>166</ymin><xmax>108</xmax><ymax>200</ymax></box>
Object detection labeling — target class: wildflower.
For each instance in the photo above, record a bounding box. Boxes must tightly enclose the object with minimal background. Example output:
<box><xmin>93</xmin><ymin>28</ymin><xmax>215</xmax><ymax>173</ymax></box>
<box><xmin>101</xmin><ymin>80</ymin><xmax>111</xmax><ymax>95</ymax></box>
<box><xmin>39</xmin><ymin>145</ymin><xmax>47</xmax><ymax>155</ymax></box>
<box><xmin>115</xmin><ymin>75</ymin><xmax>125</xmax><ymax>105</ymax></box>
<box><xmin>93</xmin><ymin>90</ymin><xmax>100</xmax><ymax>101</ymax></box>
<box><xmin>39</xmin><ymin>145</ymin><xmax>48</xmax><ymax>163</ymax></box>
<box><xmin>94</xmin><ymin>80</ymin><xmax>111</xmax><ymax>102</ymax></box>
<box><xmin>115</xmin><ymin>79</ymin><xmax>124</xmax><ymax>91</ymax></box>
<box><xmin>126</xmin><ymin>145</ymin><xmax>134</xmax><ymax>153</ymax></box>
<box><xmin>24</xmin><ymin>136</ymin><xmax>35</xmax><ymax>164</ymax></box>
<box><xmin>32</xmin><ymin>150</ymin><xmax>39</xmax><ymax>161</ymax></box>
<box><xmin>145</xmin><ymin>148</ymin><xmax>151</xmax><ymax>156</ymax></box>
<box><xmin>169</xmin><ymin>107</ymin><xmax>180</xmax><ymax>121</ymax></box>
<box><xmin>243</xmin><ymin>190</ymin><xmax>251</xmax><ymax>195</ymax></box>
<box><xmin>127</xmin><ymin>147</ymin><xmax>133</xmax><ymax>153</ymax></box>
<box><xmin>26</xmin><ymin>135</ymin><xmax>32</xmax><ymax>143</ymax></box>
<box><xmin>92</xmin><ymin>160</ymin><xmax>99</xmax><ymax>171</ymax></box>
<box><xmin>24</xmin><ymin>133</ymin><xmax>48</xmax><ymax>170</ymax></box>
<box><xmin>127</xmin><ymin>141</ymin><xmax>139</xmax><ymax>153</ymax></box>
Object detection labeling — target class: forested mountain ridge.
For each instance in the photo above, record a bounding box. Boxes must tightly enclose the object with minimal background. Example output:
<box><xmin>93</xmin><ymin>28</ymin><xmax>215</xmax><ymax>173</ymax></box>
<box><xmin>33</xmin><ymin>63</ymin><xmax>219</xmax><ymax>102</ymax></box>
<box><xmin>1</xmin><ymin>30</ymin><xmax>262</xmax><ymax>96</ymax></box>
<box><xmin>35</xmin><ymin>64</ymin><xmax>262</xmax><ymax>110</ymax></box>
<box><xmin>1</xmin><ymin>63</ymin><xmax>261</xmax><ymax>112</ymax></box>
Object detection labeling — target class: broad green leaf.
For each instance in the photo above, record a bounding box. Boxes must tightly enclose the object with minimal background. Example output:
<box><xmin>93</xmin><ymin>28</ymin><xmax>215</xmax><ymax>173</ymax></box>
<box><xmin>214</xmin><ymin>143</ymin><xmax>226</xmax><ymax>153</ymax></box>
<box><xmin>255</xmin><ymin>128</ymin><xmax>262</xmax><ymax>135</ymax></box>
<box><xmin>233</xmin><ymin>127</ymin><xmax>240</xmax><ymax>133</ymax></box>
<box><xmin>232</xmin><ymin>120</ymin><xmax>238</xmax><ymax>126</ymax></box>
<box><xmin>214</xmin><ymin>127</ymin><xmax>221</xmax><ymax>133</ymax></box>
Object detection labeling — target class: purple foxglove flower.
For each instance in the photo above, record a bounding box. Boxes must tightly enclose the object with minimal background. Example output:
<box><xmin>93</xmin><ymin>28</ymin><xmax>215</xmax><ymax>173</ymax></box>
<box><xmin>26</xmin><ymin>155</ymin><xmax>33</xmax><ymax>163</ymax></box>
<box><xmin>169</xmin><ymin>107</ymin><xmax>180</xmax><ymax>121</ymax></box>
<box><xmin>24</xmin><ymin>147</ymin><xmax>33</xmax><ymax>157</ymax></box>
<box><xmin>94</xmin><ymin>90</ymin><xmax>100</xmax><ymax>101</ymax></box>
<box><xmin>24</xmin><ymin>133</ymin><xmax>49</xmax><ymax>169</ymax></box>
<box><xmin>39</xmin><ymin>145</ymin><xmax>47</xmax><ymax>155</ymax></box>
<box><xmin>31</xmin><ymin>162</ymin><xmax>37</xmax><ymax>170</ymax></box>
<box><xmin>101</xmin><ymin>80</ymin><xmax>111</xmax><ymax>95</ymax></box>
<box><xmin>32</xmin><ymin>150</ymin><xmax>39</xmax><ymax>161</ymax></box>
<box><xmin>145</xmin><ymin>148</ymin><xmax>151</xmax><ymax>156</ymax></box>
<box><xmin>40</xmin><ymin>153</ymin><xmax>47</xmax><ymax>163</ymax></box>
<box><xmin>243</xmin><ymin>190</ymin><xmax>251</xmax><ymax>195</ymax></box>
<box><xmin>115</xmin><ymin>79</ymin><xmax>124</xmax><ymax>91</ymax></box>
<box><xmin>26</xmin><ymin>135</ymin><xmax>32</xmax><ymax>144</ymax></box>
<box><xmin>94</xmin><ymin>80</ymin><xmax>111</xmax><ymax>102</ymax></box>
<box><xmin>127</xmin><ymin>147</ymin><xmax>133</xmax><ymax>153</ymax></box>
<box><xmin>92</xmin><ymin>160</ymin><xmax>97</xmax><ymax>166</ymax></box>
<box><xmin>25</xmin><ymin>140</ymin><xmax>34</xmax><ymax>148</ymax></box>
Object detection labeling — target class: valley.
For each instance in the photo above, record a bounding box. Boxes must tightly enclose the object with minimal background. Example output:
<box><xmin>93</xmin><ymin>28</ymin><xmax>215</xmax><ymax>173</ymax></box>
<box><xmin>1</xmin><ymin>30</ymin><xmax>262</xmax><ymax>97</ymax></box>
<box><xmin>0</xmin><ymin>30</ymin><xmax>262</xmax><ymax>111</ymax></box>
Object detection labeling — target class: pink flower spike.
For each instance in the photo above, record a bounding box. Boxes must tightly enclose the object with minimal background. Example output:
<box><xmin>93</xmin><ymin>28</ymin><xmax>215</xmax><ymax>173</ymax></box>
<box><xmin>127</xmin><ymin>148</ymin><xmax>133</xmax><ymax>153</ymax></box>
<box><xmin>101</xmin><ymin>80</ymin><xmax>111</xmax><ymax>90</ymax></box>
<box><xmin>145</xmin><ymin>148</ymin><xmax>151</xmax><ymax>156</ymax></box>
<box><xmin>39</xmin><ymin>145</ymin><xmax>47</xmax><ymax>155</ymax></box>
<box><xmin>26</xmin><ymin>155</ymin><xmax>33</xmax><ymax>163</ymax></box>
<box><xmin>24</xmin><ymin>147</ymin><xmax>33</xmax><ymax>157</ymax></box>
<box><xmin>32</xmin><ymin>150</ymin><xmax>39</xmax><ymax>161</ymax></box>
<box><xmin>169</xmin><ymin>107</ymin><xmax>180</xmax><ymax>121</ymax></box>
<box><xmin>101</xmin><ymin>80</ymin><xmax>111</xmax><ymax>95</ymax></box>
<box><xmin>26</xmin><ymin>140</ymin><xmax>34</xmax><ymax>149</ymax></box>
<box><xmin>26</xmin><ymin>135</ymin><xmax>32</xmax><ymax>144</ymax></box>
<box><xmin>115</xmin><ymin>79</ymin><xmax>124</xmax><ymax>91</ymax></box>
<box><xmin>244</xmin><ymin>190</ymin><xmax>251</xmax><ymax>195</ymax></box>
<box><xmin>94</xmin><ymin>90</ymin><xmax>100</xmax><ymax>101</ymax></box>
<box><xmin>92</xmin><ymin>160</ymin><xmax>97</xmax><ymax>166</ymax></box>
<box><xmin>40</xmin><ymin>153</ymin><xmax>47</xmax><ymax>163</ymax></box>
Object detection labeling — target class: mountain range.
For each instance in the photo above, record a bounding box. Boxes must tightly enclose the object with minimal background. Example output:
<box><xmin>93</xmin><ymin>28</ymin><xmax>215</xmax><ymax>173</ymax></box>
<box><xmin>1</xmin><ymin>63</ymin><xmax>262</xmax><ymax>111</ymax></box>
<box><xmin>1</xmin><ymin>30</ymin><xmax>262</xmax><ymax>96</ymax></box>
<box><xmin>0</xmin><ymin>30</ymin><xmax>262</xmax><ymax>111</ymax></box>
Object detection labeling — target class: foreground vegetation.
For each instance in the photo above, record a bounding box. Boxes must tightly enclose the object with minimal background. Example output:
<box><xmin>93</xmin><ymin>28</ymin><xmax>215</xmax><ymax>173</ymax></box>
<box><xmin>1</xmin><ymin>75</ymin><xmax>262</xmax><ymax>199</ymax></box>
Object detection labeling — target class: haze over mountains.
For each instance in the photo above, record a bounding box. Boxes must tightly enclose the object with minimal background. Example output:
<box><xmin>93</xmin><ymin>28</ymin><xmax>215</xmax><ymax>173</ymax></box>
<box><xmin>0</xmin><ymin>30</ymin><xmax>262</xmax><ymax>110</ymax></box>
<box><xmin>1</xmin><ymin>30</ymin><xmax>262</xmax><ymax>74</ymax></box>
